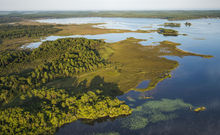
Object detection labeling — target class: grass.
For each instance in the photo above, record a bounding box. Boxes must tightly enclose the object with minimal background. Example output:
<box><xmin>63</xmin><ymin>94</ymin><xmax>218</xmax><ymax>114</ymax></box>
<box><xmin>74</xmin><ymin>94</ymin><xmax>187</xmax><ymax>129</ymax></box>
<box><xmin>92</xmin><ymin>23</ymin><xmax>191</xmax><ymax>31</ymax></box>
<box><xmin>0</xmin><ymin>37</ymin><xmax>41</xmax><ymax>51</ymax></box>
<box><xmin>74</xmin><ymin>37</ymin><xmax>212</xmax><ymax>93</ymax></box>
<box><xmin>53</xmin><ymin>23</ymin><xmax>156</xmax><ymax>36</ymax></box>
<box><xmin>54</xmin><ymin>23</ymin><xmax>132</xmax><ymax>36</ymax></box>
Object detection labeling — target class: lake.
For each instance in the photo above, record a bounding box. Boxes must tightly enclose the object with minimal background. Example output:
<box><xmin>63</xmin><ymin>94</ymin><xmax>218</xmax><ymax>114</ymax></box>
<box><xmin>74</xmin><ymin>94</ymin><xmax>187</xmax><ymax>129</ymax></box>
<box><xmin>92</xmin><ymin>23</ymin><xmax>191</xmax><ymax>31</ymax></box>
<box><xmin>32</xmin><ymin>17</ymin><xmax>220</xmax><ymax>135</ymax></box>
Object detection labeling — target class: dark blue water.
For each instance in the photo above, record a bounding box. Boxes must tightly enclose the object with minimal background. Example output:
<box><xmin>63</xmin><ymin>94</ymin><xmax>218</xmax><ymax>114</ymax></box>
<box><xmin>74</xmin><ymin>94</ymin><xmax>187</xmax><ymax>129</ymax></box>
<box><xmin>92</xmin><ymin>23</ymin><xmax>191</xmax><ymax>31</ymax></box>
<box><xmin>33</xmin><ymin>18</ymin><xmax>220</xmax><ymax>135</ymax></box>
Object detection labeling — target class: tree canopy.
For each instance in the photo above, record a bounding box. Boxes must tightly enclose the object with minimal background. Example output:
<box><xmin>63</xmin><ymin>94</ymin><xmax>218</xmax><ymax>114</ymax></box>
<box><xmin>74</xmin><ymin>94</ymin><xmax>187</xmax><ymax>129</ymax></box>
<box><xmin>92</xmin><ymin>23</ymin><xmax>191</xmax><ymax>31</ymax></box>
<box><xmin>0</xmin><ymin>37</ymin><xmax>131</xmax><ymax>134</ymax></box>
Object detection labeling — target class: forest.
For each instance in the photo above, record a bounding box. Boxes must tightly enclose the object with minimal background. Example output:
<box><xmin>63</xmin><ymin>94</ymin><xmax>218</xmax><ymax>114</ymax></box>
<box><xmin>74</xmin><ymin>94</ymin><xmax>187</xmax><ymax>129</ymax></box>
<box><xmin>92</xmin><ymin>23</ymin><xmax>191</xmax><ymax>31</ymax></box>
<box><xmin>0</xmin><ymin>88</ymin><xmax>131</xmax><ymax>134</ymax></box>
<box><xmin>0</xmin><ymin>25</ymin><xmax>61</xmax><ymax>40</ymax></box>
<box><xmin>0</xmin><ymin>38</ymin><xmax>131</xmax><ymax>134</ymax></box>
<box><xmin>1</xmin><ymin>10</ymin><xmax>220</xmax><ymax>21</ymax></box>
<box><xmin>0</xmin><ymin>16</ymin><xmax>23</xmax><ymax>24</ymax></box>
<box><xmin>0</xmin><ymin>38</ymin><xmax>108</xmax><ymax>100</ymax></box>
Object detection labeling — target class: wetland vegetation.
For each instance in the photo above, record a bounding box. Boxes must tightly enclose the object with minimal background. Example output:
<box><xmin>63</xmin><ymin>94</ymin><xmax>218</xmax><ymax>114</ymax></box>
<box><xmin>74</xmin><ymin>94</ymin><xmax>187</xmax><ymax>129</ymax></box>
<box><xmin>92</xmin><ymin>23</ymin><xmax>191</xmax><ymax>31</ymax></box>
<box><xmin>0</xmin><ymin>34</ymin><xmax>212</xmax><ymax>134</ymax></box>
<box><xmin>0</xmin><ymin>14</ymin><xmax>216</xmax><ymax>134</ymax></box>
<box><xmin>120</xmin><ymin>99</ymin><xmax>192</xmax><ymax>130</ymax></box>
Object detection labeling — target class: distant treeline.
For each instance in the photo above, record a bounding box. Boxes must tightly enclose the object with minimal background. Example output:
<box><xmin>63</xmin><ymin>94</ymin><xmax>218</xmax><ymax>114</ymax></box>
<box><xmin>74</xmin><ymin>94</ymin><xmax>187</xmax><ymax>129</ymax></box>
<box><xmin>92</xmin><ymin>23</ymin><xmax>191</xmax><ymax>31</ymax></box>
<box><xmin>0</xmin><ymin>16</ymin><xmax>23</xmax><ymax>23</ymax></box>
<box><xmin>0</xmin><ymin>25</ymin><xmax>61</xmax><ymax>40</ymax></box>
<box><xmin>1</xmin><ymin>10</ymin><xmax>220</xmax><ymax>23</ymax></box>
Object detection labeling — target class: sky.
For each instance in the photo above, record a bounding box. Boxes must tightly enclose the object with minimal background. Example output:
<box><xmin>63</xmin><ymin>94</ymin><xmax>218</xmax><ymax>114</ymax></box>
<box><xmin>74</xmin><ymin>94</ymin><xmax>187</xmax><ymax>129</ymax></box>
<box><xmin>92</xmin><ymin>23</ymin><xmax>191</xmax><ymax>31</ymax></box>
<box><xmin>0</xmin><ymin>0</ymin><xmax>220</xmax><ymax>11</ymax></box>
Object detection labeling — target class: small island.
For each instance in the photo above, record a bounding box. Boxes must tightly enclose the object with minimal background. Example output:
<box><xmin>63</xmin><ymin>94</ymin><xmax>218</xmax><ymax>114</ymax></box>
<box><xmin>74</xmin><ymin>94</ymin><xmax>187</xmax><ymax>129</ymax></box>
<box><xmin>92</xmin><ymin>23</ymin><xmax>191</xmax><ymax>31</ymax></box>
<box><xmin>185</xmin><ymin>22</ymin><xmax>192</xmax><ymax>27</ymax></box>
<box><xmin>163</xmin><ymin>23</ymin><xmax>181</xmax><ymax>27</ymax></box>
<box><xmin>157</xmin><ymin>28</ymin><xmax>179</xmax><ymax>36</ymax></box>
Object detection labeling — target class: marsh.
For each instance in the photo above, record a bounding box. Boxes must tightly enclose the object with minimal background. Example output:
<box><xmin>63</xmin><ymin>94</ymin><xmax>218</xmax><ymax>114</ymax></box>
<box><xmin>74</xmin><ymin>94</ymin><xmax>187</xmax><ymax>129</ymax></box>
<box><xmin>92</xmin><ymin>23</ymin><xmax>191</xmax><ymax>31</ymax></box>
<box><xmin>1</xmin><ymin>15</ymin><xmax>220</xmax><ymax>135</ymax></box>
<box><xmin>26</xmin><ymin>17</ymin><xmax>220</xmax><ymax>135</ymax></box>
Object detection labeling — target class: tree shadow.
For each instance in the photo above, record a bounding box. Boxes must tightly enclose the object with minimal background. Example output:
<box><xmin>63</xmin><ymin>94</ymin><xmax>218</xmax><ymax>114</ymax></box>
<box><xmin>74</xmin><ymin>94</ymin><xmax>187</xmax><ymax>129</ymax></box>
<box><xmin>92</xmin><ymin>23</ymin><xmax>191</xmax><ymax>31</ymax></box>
<box><xmin>20</xmin><ymin>75</ymin><xmax>124</xmax><ymax>113</ymax></box>
<box><xmin>88</xmin><ymin>76</ymin><xmax>123</xmax><ymax>97</ymax></box>
<box><xmin>74</xmin><ymin>76</ymin><xmax>123</xmax><ymax>97</ymax></box>
<box><xmin>45</xmin><ymin>75</ymin><xmax>123</xmax><ymax>97</ymax></box>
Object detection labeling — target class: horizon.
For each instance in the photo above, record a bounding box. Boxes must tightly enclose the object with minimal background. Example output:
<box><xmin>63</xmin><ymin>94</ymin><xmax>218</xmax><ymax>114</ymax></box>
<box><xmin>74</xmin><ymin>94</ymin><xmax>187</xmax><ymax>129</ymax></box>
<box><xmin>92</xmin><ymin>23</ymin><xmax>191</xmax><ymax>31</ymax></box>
<box><xmin>1</xmin><ymin>0</ymin><xmax>220</xmax><ymax>11</ymax></box>
<box><xmin>1</xmin><ymin>9</ymin><xmax>220</xmax><ymax>12</ymax></box>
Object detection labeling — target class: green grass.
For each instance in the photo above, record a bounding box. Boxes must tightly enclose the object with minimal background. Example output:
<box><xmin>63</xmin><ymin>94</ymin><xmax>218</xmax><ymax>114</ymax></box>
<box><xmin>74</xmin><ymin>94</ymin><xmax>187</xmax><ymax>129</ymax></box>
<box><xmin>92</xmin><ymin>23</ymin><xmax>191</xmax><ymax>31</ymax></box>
<box><xmin>75</xmin><ymin>37</ymin><xmax>212</xmax><ymax>93</ymax></box>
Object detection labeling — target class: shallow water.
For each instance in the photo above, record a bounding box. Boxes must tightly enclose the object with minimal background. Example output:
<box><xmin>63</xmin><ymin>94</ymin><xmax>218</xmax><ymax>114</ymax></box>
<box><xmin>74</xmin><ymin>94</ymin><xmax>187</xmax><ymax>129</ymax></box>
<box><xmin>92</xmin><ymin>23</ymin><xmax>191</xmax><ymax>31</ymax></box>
<box><xmin>33</xmin><ymin>17</ymin><xmax>220</xmax><ymax>135</ymax></box>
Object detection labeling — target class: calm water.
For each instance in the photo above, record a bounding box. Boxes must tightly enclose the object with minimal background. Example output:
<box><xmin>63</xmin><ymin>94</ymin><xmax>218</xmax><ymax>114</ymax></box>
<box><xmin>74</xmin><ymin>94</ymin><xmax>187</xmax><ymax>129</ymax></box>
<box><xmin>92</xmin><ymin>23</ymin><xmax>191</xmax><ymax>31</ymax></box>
<box><xmin>32</xmin><ymin>18</ymin><xmax>220</xmax><ymax>135</ymax></box>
